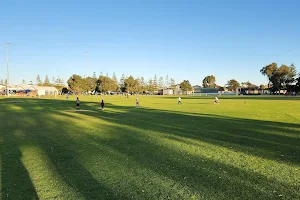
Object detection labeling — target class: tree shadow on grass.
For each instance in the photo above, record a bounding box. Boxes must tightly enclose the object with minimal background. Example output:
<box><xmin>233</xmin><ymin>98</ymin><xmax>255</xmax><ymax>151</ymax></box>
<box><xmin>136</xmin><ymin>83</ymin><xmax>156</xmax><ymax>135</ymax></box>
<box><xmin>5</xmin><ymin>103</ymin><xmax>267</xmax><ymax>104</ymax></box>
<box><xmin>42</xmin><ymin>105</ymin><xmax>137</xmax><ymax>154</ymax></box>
<box><xmin>61</xmin><ymin>102</ymin><xmax>300</xmax><ymax>166</ymax></box>
<box><xmin>43</xmin><ymin>109</ymin><xmax>300</xmax><ymax>199</ymax></box>
<box><xmin>0</xmin><ymin>103</ymin><xmax>124</xmax><ymax>200</ymax></box>
<box><xmin>0</xmin><ymin>135</ymin><xmax>39</xmax><ymax>199</ymax></box>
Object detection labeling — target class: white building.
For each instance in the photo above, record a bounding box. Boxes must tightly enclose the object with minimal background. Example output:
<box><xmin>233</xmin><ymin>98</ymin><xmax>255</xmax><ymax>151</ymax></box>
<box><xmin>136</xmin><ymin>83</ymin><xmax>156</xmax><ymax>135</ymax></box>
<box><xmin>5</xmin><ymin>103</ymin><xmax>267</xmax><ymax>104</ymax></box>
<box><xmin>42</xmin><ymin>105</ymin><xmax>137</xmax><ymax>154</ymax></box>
<box><xmin>163</xmin><ymin>88</ymin><xmax>173</xmax><ymax>95</ymax></box>
<box><xmin>34</xmin><ymin>86</ymin><xmax>59</xmax><ymax>96</ymax></box>
<box><xmin>15</xmin><ymin>85</ymin><xmax>59</xmax><ymax>96</ymax></box>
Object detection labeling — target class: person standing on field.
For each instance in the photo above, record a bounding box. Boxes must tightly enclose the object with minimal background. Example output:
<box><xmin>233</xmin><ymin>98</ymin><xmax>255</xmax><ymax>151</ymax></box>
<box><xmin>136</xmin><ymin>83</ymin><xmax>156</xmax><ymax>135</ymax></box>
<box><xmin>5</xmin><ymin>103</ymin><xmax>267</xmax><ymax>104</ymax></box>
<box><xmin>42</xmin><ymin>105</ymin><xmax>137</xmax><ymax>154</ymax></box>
<box><xmin>178</xmin><ymin>97</ymin><xmax>182</xmax><ymax>105</ymax></box>
<box><xmin>76</xmin><ymin>97</ymin><xmax>80</xmax><ymax>109</ymax></box>
<box><xmin>101</xmin><ymin>100</ymin><xmax>105</xmax><ymax>110</ymax></box>
<box><xmin>214</xmin><ymin>96</ymin><xmax>220</xmax><ymax>104</ymax></box>
<box><xmin>136</xmin><ymin>98</ymin><xmax>139</xmax><ymax>107</ymax></box>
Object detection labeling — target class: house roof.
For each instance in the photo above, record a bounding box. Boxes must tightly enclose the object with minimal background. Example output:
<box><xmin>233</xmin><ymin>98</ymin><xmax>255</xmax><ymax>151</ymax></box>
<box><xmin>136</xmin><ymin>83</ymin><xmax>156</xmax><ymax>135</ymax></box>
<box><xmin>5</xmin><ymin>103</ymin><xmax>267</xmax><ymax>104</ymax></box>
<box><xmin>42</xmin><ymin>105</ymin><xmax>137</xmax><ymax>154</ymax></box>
<box><xmin>33</xmin><ymin>86</ymin><xmax>59</xmax><ymax>91</ymax></box>
<box><xmin>15</xmin><ymin>85</ymin><xmax>59</xmax><ymax>91</ymax></box>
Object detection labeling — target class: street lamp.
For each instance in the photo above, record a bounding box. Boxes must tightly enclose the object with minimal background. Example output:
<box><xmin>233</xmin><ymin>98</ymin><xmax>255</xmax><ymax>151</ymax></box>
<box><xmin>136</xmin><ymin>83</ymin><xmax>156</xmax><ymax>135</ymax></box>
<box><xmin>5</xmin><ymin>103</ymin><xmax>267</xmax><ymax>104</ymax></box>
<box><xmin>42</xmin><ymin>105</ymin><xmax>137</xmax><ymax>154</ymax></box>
<box><xmin>84</xmin><ymin>52</ymin><xmax>88</xmax><ymax>78</ymax></box>
<box><xmin>3</xmin><ymin>43</ymin><xmax>11</xmax><ymax>96</ymax></box>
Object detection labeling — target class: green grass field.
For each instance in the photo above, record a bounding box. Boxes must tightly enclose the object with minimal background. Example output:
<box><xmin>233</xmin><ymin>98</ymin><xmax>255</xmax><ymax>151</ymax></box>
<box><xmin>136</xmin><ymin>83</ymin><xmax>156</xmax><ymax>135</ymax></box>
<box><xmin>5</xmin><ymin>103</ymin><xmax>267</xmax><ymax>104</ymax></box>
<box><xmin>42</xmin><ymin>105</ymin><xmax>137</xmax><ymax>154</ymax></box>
<box><xmin>0</xmin><ymin>95</ymin><xmax>299</xmax><ymax>200</ymax></box>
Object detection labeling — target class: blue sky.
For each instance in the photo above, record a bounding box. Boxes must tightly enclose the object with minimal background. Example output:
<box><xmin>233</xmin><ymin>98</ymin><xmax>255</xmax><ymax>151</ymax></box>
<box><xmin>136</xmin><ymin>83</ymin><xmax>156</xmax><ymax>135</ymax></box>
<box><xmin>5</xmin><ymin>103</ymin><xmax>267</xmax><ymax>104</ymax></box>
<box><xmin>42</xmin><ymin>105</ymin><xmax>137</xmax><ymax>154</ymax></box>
<box><xmin>0</xmin><ymin>0</ymin><xmax>299</xmax><ymax>86</ymax></box>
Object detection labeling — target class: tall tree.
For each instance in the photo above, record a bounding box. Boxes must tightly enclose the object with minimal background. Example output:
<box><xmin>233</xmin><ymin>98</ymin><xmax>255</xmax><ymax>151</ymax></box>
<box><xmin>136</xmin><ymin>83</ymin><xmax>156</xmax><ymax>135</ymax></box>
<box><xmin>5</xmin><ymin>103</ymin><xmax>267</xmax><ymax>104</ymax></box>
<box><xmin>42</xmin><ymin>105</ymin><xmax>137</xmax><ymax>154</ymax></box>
<box><xmin>0</xmin><ymin>79</ymin><xmax>3</xmax><ymax>84</ymax></box>
<box><xmin>61</xmin><ymin>78</ymin><xmax>65</xmax><ymax>86</ymax></box>
<box><xmin>53</xmin><ymin>77</ymin><xmax>65</xmax><ymax>91</ymax></box>
<box><xmin>112</xmin><ymin>72</ymin><xmax>118</xmax><ymax>84</ymax></box>
<box><xmin>180</xmin><ymin>80</ymin><xmax>193</xmax><ymax>92</ymax></box>
<box><xmin>260</xmin><ymin>84</ymin><xmax>266</xmax><ymax>90</ymax></box>
<box><xmin>98</xmin><ymin>75</ymin><xmax>117</xmax><ymax>92</ymax></box>
<box><xmin>29</xmin><ymin>80</ymin><xmax>33</xmax><ymax>85</ymax></box>
<box><xmin>52</xmin><ymin>77</ymin><xmax>56</xmax><ymax>85</ymax></box>
<box><xmin>226</xmin><ymin>79</ymin><xmax>240</xmax><ymax>91</ymax></box>
<box><xmin>36</xmin><ymin>75</ymin><xmax>42</xmax><ymax>86</ymax></box>
<box><xmin>158</xmin><ymin>76</ymin><xmax>164</xmax><ymax>89</ymax></box>
<box><xmin>22</xmin><ymin>79</ymin><xmax>26</xmax><ymax>84</ymax></box>
<box><xmin>241</xmin><ymin>82</ymin><xmax>248</xmax><ymax>88</ymax></box>
<box><xmin>43</xmin><ymin>75</ymin><xmax>51</xmax><ymax>86</ymax></box>
<box><xmin>140</xmin><ymin>77</ymin><xmax>146</xmax><ymax>91</ymax></box>
<box><xmin>120</xmin><ymin>74</ymin><xmax>126</xmax><ymax>92</ymax></box>
<box><xmin>124</xmin><ymin>76</ymin><xmax>138</xmax><ymax>93</ymax></box>
<box><xmin>153</xmin><ymin>75</ymin><xmax>158</xmax><ymax>90</ymax></box>
<box><xmin>285</xmin><ymin>64</ymin><xmax>297</xmax><ymax>91</ymax></box>
<box><xmin>67</xmin><ymin>74</ymin><xmax>84</xmax><ymax>92</ymax></box>
<box><xmin>83</xmin><ymin>76</ymin><xmax>97</xmax><ymax>92</ymax></box>
<box><xmin>165</xmin><ymin>75</ymin><xmax>170</xmax><ymax>88</ymax></box>
<box><xmin>261</xmin><ymin>63</ymin><xmax>297</xmax><ymax>93</ymax></box>
<box><xmin>148</xmin><ymin>79</ymin><xmax>154</xmax><ymax>93</ymax></box>
<box><xmin>93</xmin><ymin>72</ymin><xmax>97</xmax><ymax>79</ymax></box>
<box><xmin>112</xmin><ymin>72</ymin><xmax>119</xmax><ymax>91</ymax></box>
<box><xmin>55</xmin><ymin>77</ymin><xmax>60</xmax><ymax>86</ymax></box>
<box><xmin>260</xmin><ymin>63</ymin><xmax>277</xmax><ymax>88</ymax></box>
<box><xmin>170</xmin><ymin>78</ymin><xmax>176</xmax><ymax>89</ymax></box>
<box><xmin>202</xmin><ymin>75</ymin><xmax>216</xmax><ymax>88</ymax></box>
<box><xmin>295</xmin><ymin>74</ymin><xmax>300</xmax><ymax>93</ymax></box>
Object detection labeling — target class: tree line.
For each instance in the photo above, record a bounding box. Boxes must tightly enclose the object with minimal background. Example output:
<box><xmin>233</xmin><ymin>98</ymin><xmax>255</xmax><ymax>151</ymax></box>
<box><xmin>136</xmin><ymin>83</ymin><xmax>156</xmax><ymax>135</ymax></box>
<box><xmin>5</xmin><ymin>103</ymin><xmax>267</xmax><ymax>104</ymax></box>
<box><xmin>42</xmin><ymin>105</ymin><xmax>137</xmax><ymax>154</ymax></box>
<box><xmin>260</xmin><ymin>63</ymin><xmax>299</xmax><ymax>93</ymax></box>
<box><xmin>200</xmin><ymin>63</ymin><xmax>299</xmax><ymax>94</ymax></box>
<box><xmin>67</xmin><ymin>72</ymin><xmax>179</xmax><ymax>93</ymax></box>
<box><xmin>3</xmin><ymin>62</ymin><xmax>299</xmax><ymax>94</ymax></box>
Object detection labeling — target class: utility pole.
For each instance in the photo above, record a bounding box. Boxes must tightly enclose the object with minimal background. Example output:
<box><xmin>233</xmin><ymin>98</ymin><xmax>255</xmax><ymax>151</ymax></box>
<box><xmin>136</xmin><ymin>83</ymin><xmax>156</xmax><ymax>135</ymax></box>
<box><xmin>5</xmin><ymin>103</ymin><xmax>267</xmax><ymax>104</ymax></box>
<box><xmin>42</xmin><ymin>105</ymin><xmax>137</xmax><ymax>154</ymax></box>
<box><xmin>84</xmin><ymin>52</ymin><xmax>88</xmax><ymax>78</ymax></box>
<box><xmin>3</xmin><ymin>43</ymin><xmax>11</xmax><ymax>96</ymax></box>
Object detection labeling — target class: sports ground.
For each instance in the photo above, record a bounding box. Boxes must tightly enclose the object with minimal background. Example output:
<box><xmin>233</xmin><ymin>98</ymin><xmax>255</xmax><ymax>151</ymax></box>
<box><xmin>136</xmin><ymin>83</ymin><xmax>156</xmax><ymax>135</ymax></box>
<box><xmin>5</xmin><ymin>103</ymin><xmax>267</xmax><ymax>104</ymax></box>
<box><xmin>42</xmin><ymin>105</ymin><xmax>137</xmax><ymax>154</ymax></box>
<box><xmin>0</xmin><ymin>95</ymin><xmax>299</xmax><ymax>199</ymax></box>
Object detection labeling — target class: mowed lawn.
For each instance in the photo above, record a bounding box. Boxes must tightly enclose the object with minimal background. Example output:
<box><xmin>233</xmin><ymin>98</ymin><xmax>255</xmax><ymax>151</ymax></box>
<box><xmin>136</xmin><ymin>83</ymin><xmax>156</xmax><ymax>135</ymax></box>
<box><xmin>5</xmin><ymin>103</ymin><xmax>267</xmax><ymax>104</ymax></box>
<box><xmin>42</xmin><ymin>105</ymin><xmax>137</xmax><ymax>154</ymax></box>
<box><xmin>0</xmin><ymin>95</ymin><xmax>300</xmax><ymax>200</ymax></box>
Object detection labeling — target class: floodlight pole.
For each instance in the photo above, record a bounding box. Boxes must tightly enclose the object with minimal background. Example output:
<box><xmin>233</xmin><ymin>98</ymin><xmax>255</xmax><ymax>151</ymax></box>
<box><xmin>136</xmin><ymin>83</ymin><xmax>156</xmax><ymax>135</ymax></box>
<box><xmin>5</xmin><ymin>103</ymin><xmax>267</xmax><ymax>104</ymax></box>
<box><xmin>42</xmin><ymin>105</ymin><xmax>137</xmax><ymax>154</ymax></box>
<box><xmin>84</xmin><ymin>52</ymin><xmax>88</xmax><ymax>78</ymax></box>
<box><xmin>4</xmin><ymin>43</ymin><xmax>11</xmax><ymax>96</ymax></box>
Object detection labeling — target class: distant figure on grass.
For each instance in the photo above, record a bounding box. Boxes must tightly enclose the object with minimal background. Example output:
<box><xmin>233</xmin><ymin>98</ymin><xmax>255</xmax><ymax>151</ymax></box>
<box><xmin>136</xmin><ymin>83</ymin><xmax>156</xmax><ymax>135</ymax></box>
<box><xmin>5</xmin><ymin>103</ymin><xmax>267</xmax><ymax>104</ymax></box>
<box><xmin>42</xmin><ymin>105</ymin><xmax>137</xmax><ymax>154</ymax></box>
<box><xmin>214</xmin><ymin>96</ymin><xmax>220</xmax><ymax>104</ymax></box>
<box><xmin>178</xmin><ymin>97</ymin><xmax>183</xmax><ymax>105</ymax></box>
<box><xmin>136</xmin><ymin>98</ymin><xmax>140</xmax><ymax>107</ymax></box>
<box><xmin>66</xmin><ymin>94</ymin><xmax>69</xmax><ymax>100</ymax></box>
<box><xmin>101</xmin><ymin>100</ymin><xmax>105</xmax><ymax>110</ymax></box>
<box><xmin>76</xmin><ymin>97</ymin><xmax>80</xmax><ymax>109</ymax></box>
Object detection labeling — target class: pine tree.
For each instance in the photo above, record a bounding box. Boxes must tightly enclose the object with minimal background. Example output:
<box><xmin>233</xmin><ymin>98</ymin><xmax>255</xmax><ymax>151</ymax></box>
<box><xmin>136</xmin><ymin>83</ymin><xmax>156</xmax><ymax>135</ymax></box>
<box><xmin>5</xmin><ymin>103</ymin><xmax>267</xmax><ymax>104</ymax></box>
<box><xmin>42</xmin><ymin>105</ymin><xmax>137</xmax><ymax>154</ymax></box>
<box><xmin>61</xmin><ymin>78</ymin><xmax>65</xmax><ymax>86</ymax></box>
<box><xmin>148</xmin><ymin>78</ymin><xmax>154</xmax><ymax>93</ymax></box>
<box><xmin>120</xmin><ymin>74</ymin><xmax>125</xmax><ymax>85</ymax></box>
<box><xmin>36</xmin><ymin>75</ymin><xmax>42</xmax><ymax>86</ymax></box>
<box><xmin>112</xmin><ymin>72</ymin><xmax>118</xmax><ymax>83</ymax></box>
<box><xmin>93</xmin><ymin>72</ymin><xmax>97</xmax><ymax>79</ymax></box>
<box><xmin>22</xmin><ymin>79</ymin><xmax>26</xmax><ymax>84</ymax></box>
<box><xmin>112</xmin><ymin>72</ymin><xmax>118</xmax><ymax>91</ymax></box>
<box><xmin>44</xmin><ymin>75</ymin><xmax>50</xmax><ymax>86</ymax></box>
<box><xmin>170</xmin><ymin>78</ymin><xmax>176</xmax><ymax>89</ymax></box>
<box><xmin>153</xmin><ymin>74</ymin><xmax>158</xmax><ymax>90</ymax></box>
<box><xmin>106</xmin><ymin>73</ymin><xmax>109</xmax><ymax>77</ymax></box>
<box><xmin>165</xmin><ymin>75</ymin><xmax>170</xmax><ymax>88</ymax></box>
<box><xmin>52</xmin><ymin>77</ymin><xmax>56</xmax><ymax>85</ymax></box>
<box><xmin>1</xmin><ymin>79</ymin><xmax>4</xmax><ymax>84</ymax></box>
<box><xmin>159</xmin><ymin>76</ymin><xmax>164</xmax><ymax>89</ymax></box>
<box><xmin>55</xmin><ymin>77</ymin><xmax>60</xmax><ymax>86</ymax></box>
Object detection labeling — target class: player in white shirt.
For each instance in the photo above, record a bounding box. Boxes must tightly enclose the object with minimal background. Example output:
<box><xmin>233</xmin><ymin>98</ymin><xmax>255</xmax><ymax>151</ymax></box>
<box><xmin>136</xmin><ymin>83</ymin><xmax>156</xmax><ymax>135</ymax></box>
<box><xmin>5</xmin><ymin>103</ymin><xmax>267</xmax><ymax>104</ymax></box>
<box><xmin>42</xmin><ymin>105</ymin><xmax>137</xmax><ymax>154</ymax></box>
<box><xmin>178</xmin><ymin>97</ymin><xmax>182</xmax><ymax>105</ymax></box>
<box><xmin>214</xmin><ymin>97</ymin><xmax>220</xmax><ymax>104</ymax></box>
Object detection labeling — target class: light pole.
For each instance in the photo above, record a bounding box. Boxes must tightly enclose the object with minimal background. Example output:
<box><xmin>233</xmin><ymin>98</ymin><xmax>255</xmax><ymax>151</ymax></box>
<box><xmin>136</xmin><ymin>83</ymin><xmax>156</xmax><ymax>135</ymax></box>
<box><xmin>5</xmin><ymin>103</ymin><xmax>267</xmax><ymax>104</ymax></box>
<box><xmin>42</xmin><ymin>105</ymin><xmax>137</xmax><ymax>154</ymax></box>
<box><xmin>3</xmin><ymin>43</ymin><xmax>11</xmax><ymax>96</ymax></box>
<box><xmin>84</xmin><ymin>52</ymin><xmax>88</xmax><ymax>78</ymax></box>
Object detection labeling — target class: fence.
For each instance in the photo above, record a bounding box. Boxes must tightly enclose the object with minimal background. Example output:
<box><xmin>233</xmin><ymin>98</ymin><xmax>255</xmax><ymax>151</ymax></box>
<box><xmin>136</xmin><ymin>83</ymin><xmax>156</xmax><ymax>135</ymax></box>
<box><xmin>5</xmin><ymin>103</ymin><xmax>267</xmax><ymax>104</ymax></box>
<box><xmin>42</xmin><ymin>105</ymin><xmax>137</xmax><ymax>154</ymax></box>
<box><xmin>192</xmin><ymin>92</ymin><xmax>237</xmax><ymax>96</ymax></box>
